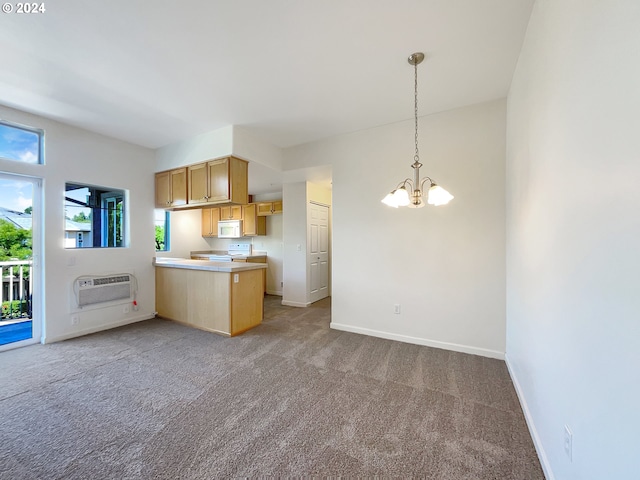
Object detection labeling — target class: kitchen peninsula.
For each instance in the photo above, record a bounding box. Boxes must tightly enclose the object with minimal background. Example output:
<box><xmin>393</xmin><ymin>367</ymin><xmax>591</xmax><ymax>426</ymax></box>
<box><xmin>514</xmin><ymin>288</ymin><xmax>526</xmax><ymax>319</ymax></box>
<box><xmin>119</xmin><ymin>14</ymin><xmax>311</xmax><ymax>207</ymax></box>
<box><xmin>154</xmin><ymin>258</ymin><xmax>267</xmax><ymax>336</ymax></box>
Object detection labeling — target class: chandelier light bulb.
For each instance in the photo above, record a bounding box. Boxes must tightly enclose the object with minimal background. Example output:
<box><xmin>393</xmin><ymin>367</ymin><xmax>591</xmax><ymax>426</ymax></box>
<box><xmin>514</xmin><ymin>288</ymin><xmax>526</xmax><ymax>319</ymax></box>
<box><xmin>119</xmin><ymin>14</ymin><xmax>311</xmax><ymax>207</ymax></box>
<box><xmin>381</xmin><ymin>192</ymin><xmax>399</xmax><ymax>208</ymax></box>
<box><xmin>427</xmin><ymin>184</ymin><xmax>454</xmax><ymax>206</ymax></box>
<box><xmin>393</xmin><ymin>187</ymin><xmax>411</xmax><ymax>206</ymax></box>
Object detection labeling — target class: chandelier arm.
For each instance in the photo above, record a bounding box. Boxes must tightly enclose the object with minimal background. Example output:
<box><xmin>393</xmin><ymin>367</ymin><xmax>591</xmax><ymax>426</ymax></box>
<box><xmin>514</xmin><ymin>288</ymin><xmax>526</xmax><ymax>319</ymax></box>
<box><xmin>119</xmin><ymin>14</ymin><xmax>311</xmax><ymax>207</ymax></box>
<box><xmin>419</xmin><ymin>176</ymin><xmax>434</xmax><ymax>191</ymax></box>
<box><xmin>399</xmin><ymin>178</ymin><xmax>414</xmax><ymax>193</ymax></box>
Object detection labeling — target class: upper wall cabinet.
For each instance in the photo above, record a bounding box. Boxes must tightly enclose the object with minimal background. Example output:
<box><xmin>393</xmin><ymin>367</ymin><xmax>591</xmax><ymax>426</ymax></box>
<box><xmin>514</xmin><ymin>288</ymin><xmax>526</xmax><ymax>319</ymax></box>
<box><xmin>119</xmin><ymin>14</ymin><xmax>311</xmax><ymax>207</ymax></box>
<box><xmin>155</xmin><ymin>168</ymin><xmax>187</xmax><ymax>208</ymax></box>
<box><xmin>188</xmin><ymin>156</ymin><xmax>248</xmax><ymax>206</ymax></box>
<box><xmin>242</xmin><ymin>204</ymin><xmax>266</xmax><ymax>236</ymax></box>
<box><xmin>257</xmin><ymin>200</ymin><xmax>283</xmax><ymax>216</ymax></box>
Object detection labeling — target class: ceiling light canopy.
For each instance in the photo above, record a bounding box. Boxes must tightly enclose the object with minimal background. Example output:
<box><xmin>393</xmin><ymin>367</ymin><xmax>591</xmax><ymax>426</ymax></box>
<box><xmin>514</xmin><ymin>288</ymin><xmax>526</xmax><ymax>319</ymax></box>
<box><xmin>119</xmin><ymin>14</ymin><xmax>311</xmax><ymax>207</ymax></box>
<box><xmin>381</xmin><ymin>53</ymin><xmax>453</xmax><ymax>209</ymax></box>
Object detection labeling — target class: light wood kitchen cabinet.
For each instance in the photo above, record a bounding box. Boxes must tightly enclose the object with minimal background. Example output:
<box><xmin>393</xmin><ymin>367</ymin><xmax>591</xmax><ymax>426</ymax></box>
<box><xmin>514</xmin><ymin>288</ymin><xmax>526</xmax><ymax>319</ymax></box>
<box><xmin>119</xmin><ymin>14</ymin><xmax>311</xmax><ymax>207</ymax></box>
<box><xmin>233</xmin><ymin>255</ymin><xmax>267</xmax><ymax>293</ymax></box>
<box><xmin>187</xmin><ymin>157</ymin><xmax>248</xmax><ymax>206</ymax></box>
<box><xmin>208</xmin><ymin>156</ymin><xmax>249</xmax><ymax>204</ymax></box>
<box><xmin>155</xmin><ymin>168</ymin><xmax>187</xmax><ymax>208</ymax></box>
<box><xmin>155</xmin><ymin>265</ymin><xmax>264</xmax><ymax>336</ymax></box>
<box><xmin>201</xmin><ymin>208</ymin><xmax>220</xmax><ymax>237</ymax></box>
<box><xmin>242</xmin><ymin>204</ymin><xmax>266</xmax><ymax>236</ymax></box>
<box><xmin>257</xmin><ymin>200</ymin><xmax>283</xmax><ymax>216</ymax></box>
<box><xmin>187</xmin><ymin>162</ymin><xmax>209</xmax><ymax>205</ymax></box>
<box><xmin>156</xmin><ymin>155</ymin><xmax>248</xmax><ymax>209</ymax></box>
<box><xmin>220</xmin><ymin>205</ymin><xmax>243</xmax><ymax>220</ymax></box>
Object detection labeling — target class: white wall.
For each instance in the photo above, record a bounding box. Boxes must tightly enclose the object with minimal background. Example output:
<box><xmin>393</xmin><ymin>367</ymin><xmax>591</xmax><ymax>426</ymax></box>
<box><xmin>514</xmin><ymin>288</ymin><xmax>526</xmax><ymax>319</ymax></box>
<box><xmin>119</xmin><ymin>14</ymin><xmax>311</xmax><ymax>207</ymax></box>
<box><xmin>258</xmin><ymin>214</ymin><xmax>283</xmax><ymax>295</ymax></box>
<box><xmin>165</xmin><ymin>209</ymin><xmax>212</xmax><ymax>258</ymax></box>
<box><xmin>155</xmin><ymin>125</ymin><xmax>233</xmax><ymax>171</ymax></box>
<box><xmin>505</xmin><ymin>1</ymin><xmax>640</xmax><ymax>479</ymax></box>
<box><xmin>285</xmin><ymin>100</ymin><xmax>507</xmax><ymax>358</ymax></box>
<box><xmin>282</xmin><ymin>182</ymin><xmax>308</xmax><ymax>306</ymax></box>
<box><xmin>0</xmin><ymin>105</ymin><xmax>156</xmax><ymax>343</ymax></box>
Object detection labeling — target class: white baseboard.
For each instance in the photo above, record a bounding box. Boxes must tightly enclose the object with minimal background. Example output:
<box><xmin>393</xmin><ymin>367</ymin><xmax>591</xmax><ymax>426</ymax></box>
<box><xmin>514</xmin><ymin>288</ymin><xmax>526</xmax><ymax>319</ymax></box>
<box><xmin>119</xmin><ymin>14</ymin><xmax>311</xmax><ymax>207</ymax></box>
<box><xmin>43</xmin><ymin>313</ymin><xmax>155</xmax><ymax>344</ymax></box>
<box><xmin>281</xmin><ymin>300</ymin><xmax>311</xmax><ymax>308</ymax></box>
<box><xmin>505</xmin><ymin>353</ymin><xmax>555</xmax><ymax>480</ymax></box>
<box><xmin>266</xmin><ymin>289</ymin><xmax>283</xmax><ymax>296</ymax></box>
<box><xmin>330</xmin><ymin>322</ymin><xmax>505</xmax><ymax>360</ymax></box>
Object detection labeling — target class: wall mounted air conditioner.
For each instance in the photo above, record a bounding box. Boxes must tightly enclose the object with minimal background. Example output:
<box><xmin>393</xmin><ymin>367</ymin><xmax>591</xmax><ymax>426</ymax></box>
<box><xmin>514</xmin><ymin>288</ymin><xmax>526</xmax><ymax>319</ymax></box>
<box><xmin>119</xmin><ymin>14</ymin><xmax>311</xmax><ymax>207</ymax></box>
<box><xmin>74</xmin><ymin>274</ymin><xmax>133</xmax><ymax>307</ymax></box>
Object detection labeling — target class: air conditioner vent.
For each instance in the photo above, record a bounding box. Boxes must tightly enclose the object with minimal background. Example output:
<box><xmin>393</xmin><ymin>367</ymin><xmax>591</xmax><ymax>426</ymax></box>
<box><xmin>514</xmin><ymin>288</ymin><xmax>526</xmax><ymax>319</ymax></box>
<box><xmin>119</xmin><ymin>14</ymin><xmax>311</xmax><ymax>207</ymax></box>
<box><xmin>75</xmin><ymin>274</ymin><xmax>133</xmax><ymax>307</ymax></box>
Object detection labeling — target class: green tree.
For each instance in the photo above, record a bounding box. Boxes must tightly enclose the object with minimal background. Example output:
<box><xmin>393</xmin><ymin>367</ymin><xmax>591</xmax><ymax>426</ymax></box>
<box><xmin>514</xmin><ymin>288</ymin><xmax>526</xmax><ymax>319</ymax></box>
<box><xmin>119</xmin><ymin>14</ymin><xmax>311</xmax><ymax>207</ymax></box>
<box><xmin>24</xmin><ymin>206</ymin><xmax>32</xmax><ymax>214</ymax></box>
<box><xmin>155</xmin><ymin>225</ymin><xmax>165</xmax><ymax>251</ymax></box>
<box><xmin>72</xmin><ymin>211</ymin><xmax>91</xmax><ymax>223</ymax></box>
<box><xmin>0</xmin><ymin>219</ymin><xmax>32</xmax><ymax>261</ymax></box>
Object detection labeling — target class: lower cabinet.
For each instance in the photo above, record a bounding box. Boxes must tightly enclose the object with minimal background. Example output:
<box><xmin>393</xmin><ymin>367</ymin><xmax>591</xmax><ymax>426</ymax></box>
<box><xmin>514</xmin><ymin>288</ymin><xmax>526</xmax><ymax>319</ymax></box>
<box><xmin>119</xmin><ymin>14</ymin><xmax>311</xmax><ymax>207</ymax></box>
<box><xmin>233</xmin><ymin>256</ymin><xmax>267</xmax><ymax>293</ymax></box>
<box><xmin>155</xmin><ymin>266</ymin><xmax>264</xmax><ymax>336</ymax></box>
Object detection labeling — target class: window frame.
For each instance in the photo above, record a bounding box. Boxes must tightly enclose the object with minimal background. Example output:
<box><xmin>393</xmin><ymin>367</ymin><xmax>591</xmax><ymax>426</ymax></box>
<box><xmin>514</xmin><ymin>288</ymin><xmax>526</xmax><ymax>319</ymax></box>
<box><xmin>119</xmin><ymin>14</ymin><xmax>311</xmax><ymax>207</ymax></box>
<box><xmin>64</xmin><ymin>182</ymin><xmax>128</xmax><ymax>249</ymax></box>
<box><xmin>0</xmin><ymin>119</ymin><xmax>45</xmax><ymax>165</ymax></box>
<box><xmin>155</xmin><ymin>210</ymin><xmax>170</xmax><ymax>252</ymax></box>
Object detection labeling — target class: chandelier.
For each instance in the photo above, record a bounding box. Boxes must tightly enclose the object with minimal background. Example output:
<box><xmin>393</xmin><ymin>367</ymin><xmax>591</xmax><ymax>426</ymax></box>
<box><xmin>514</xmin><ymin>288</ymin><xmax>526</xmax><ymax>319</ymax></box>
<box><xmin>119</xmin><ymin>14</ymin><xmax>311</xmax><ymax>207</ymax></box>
<box><xmin>381</xmin><ymin>52</ymin><xmax>453</xmax><ymax>208</ymax></box>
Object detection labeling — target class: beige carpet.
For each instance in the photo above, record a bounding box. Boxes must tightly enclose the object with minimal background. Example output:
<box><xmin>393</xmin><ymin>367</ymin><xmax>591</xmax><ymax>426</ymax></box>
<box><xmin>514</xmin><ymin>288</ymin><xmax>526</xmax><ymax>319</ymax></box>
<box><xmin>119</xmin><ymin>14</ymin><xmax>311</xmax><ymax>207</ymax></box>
<box><xmin>0</xmin><ymin>296</ymin><xmax>543</xmax><ymax>479</ymax></box>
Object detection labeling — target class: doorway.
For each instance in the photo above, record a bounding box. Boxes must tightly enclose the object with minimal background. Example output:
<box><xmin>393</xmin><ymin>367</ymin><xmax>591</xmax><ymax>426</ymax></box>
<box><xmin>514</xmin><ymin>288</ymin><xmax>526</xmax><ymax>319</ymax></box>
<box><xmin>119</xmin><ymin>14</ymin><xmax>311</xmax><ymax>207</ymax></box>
<box><xmin>308</xmin><ymin>202</ymin><xmax>329</xmax><ymax>303</ymax></box>
<box><xmin>0</xmin><ymin>173</ymin><xmax>41</xmax><ymax>351</ymax></box>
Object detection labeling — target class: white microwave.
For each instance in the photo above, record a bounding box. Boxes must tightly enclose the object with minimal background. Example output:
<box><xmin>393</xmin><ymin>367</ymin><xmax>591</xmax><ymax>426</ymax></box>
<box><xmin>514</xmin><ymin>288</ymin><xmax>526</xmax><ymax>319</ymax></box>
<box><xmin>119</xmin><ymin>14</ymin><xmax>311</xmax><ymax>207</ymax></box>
<box><xmin>218</xmin><ymin>220</ymin><xmax>242</xmax><ymax>238</ymax></box>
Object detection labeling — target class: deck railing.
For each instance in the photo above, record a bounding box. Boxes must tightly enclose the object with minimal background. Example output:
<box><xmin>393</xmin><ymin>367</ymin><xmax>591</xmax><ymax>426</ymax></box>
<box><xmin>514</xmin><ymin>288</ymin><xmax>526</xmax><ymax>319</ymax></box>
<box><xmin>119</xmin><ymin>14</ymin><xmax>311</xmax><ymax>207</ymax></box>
<box><xmin>1</xmin><ymin>260</ymin><xmax>32</xmax><ymax>320</ymax></box>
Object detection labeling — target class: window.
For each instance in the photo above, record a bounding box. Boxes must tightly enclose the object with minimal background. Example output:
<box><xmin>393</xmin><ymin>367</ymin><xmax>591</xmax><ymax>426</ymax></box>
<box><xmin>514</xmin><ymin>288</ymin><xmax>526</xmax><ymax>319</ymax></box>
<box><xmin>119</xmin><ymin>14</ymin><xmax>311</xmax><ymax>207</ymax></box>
<box><xmin>64</xmin><ymin>183</ymin><xmax>127</xmax><ymax>248</ymax></box>
<box><xmin>155</xmin><ymin>209</ymin><xmax>170</xmax><ymax>252</ymax></box>
<box><xmin>0</xmin><ymin>120</ymin><xmax>44</xmax><ymax>164</ymax></box>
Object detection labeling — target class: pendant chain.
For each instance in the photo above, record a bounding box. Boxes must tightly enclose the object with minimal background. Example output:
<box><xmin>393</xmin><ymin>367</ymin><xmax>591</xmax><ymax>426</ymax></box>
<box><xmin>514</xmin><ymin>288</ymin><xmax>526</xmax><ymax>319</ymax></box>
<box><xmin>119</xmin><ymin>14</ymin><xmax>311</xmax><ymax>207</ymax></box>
<box><xmin>414</xmin><ymin>60</ymin><xmax>419</xmax><ymax>163</ymax></box>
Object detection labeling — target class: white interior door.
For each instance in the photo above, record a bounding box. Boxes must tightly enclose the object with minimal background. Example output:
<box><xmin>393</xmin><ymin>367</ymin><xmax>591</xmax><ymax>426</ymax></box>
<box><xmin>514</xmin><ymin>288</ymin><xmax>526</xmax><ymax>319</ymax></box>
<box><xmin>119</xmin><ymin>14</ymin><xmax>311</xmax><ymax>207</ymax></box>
<box><xmin>308</xmin><ymin>203</ymin><xmax>329</xmax><ymax>303</ymax></box>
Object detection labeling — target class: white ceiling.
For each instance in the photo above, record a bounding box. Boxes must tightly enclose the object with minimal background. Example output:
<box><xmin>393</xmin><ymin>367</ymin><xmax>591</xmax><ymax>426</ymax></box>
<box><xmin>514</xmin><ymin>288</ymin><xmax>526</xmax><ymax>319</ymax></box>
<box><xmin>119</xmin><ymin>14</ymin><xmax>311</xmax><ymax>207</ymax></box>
<box><xmin>1</xmin><ymin>0</ymin><xmax>534</xmax><ymax>151</ymax></box>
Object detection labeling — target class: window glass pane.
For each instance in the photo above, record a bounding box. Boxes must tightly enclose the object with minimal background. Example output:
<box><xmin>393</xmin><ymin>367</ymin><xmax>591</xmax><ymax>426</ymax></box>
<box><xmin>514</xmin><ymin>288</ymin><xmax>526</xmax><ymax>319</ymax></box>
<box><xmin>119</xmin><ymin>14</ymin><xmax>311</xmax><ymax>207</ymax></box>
<box><xmin>155</xmin><ymin>209</ymin><xmax>170</xmax><ymax>252</ymax></box>
<box><xmin>65</xmin><ymin>183</ymin><xmax>126</xmax><ymax>248</ymax></box>
<box><xmin>0</xmin><ymin>121</ymin><xmax>42</xmax><ymax>164</ymax></box>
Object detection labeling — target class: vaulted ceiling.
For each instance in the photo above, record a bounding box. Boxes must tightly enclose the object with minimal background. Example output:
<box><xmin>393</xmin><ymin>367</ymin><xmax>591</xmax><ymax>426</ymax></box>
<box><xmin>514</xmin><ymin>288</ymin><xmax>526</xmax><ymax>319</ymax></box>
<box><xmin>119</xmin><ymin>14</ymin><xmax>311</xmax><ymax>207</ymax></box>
<box><xmin>1</xmin><ymin>1</ymin><xmax>534</xmax><ymax>152</ymax></box>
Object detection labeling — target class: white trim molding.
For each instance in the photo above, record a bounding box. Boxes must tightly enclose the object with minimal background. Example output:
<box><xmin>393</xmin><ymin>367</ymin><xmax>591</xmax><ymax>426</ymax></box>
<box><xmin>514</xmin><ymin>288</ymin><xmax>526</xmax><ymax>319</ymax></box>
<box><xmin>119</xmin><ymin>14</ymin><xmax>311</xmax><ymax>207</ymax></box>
<box><xmin>43</xmin><ymin>313</ymin><xmax>155</xmax><ymax>344</ymax></box>
<box><xmin>281</xmin><ymin>300</ymin><xmax>311</xmax><ymax>308</ymax></box>
<box><xmin>505</xmin><ymin>353</ymin><xmax>555</xmax><ymax>480</ymax></box>
<box><xmin>330</xmin><ymin>322</ymin><xmax>505</xmax><ymax>360</ymax></box>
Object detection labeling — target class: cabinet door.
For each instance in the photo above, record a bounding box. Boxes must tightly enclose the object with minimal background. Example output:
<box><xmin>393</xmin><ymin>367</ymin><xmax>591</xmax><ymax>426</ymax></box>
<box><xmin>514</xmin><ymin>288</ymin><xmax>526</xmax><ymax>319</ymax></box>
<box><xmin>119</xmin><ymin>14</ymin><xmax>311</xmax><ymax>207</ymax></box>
<box><xmin>169</xmin><ymin>168</ymin><xmax>187</xmax><ymax>206</ymax></box>
<box><xmin>201</xmin><ymin>208</ymin><xmax>219</xmax><ymax>237</ymax></box>
<box><xmin>242</xmin><ymin>204</ymin><xmax>266</xmax><ymax>236</ymax></box>
<box><xmin>208</xmin><ymin>158</ymin><xmax>230</xmax><ymax>202</ymax></box>
<box><xmin>228</xmin><ymin>157</ymin><xmax>248</xmax><ymax>204</ymax></box>
<box><xmin>188</xmin><ymin>163</ymin><xmax>209</xmax><ymax>204</ymax></box>
<box><xmin>156</xmin><ymin>169</ymin><xmax>187</xmax><ymax>208</ymax></box>
<box><xmin>256</xmin><ymin>200</ymin><xmax>283</xmax><ymax>216</ymax></box>
<box><xmin>155</xmin><ymin>171</ymin><xmax>171</xmax><ymax>208</ymax></box>
<box><xmin>271</xmin><ymin>200</ymin><xmax>283</xmax><ymax>214</ymax></box>
<box><xmin>220</xmin><ymin>205</ymin><xmax>242</xmax><ymax>220</ymax></box>
<box><xmin>256</xmin><ymin>202</ymin><xmax>273</xmax><ymax>216</ymax></box>
<box><xmin>242</xmin><ymin>204</ymin><xmax>257</xmax><ymax>235</ymax></box>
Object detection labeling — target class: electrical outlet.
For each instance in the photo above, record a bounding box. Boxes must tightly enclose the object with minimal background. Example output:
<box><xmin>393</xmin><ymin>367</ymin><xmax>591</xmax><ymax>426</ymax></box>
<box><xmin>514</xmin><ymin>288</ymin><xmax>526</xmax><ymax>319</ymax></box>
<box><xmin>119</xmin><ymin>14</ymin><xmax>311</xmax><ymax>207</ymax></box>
<box><xmin>234</xmin><ymin>274</ymin><xmax>239</xmax><ymax>283</ymax></box>
<box><xmin>71</xmin><ymin>315</ymin><xmax>79</xmax><ymax>325</ymax></box>
<box><xmin>564</xmin><ymin>425</ymin><xmax>573</xmax><ymax>461</ymax></box>
<box><xmin>394</xmin><ymin>304</ymin><xmax>401</xmax><ymax>314</ymax></box>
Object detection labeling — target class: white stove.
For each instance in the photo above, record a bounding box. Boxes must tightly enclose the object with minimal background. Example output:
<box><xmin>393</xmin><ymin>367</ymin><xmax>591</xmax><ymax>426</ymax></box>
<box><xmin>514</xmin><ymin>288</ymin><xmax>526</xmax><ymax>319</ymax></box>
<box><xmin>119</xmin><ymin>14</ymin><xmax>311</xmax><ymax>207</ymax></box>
<box><xmin>191</xmin><ymin>243</ymin><xmax>252</xmax><ymax>262</ymax></box>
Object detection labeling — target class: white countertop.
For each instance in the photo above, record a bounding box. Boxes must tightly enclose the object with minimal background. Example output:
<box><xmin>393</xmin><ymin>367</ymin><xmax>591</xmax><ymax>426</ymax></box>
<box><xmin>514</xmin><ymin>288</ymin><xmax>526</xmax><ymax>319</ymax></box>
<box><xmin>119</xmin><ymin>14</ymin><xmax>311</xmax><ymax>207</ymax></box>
<box><xmin>153</xmin><ymin>257</ymin><xmax>268</xmax><ymax>272</ymax></box>
<box><xmin>190</xmin><ymin>250</ymin><xmax>267</xmax><ymax>260</ymax></box>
